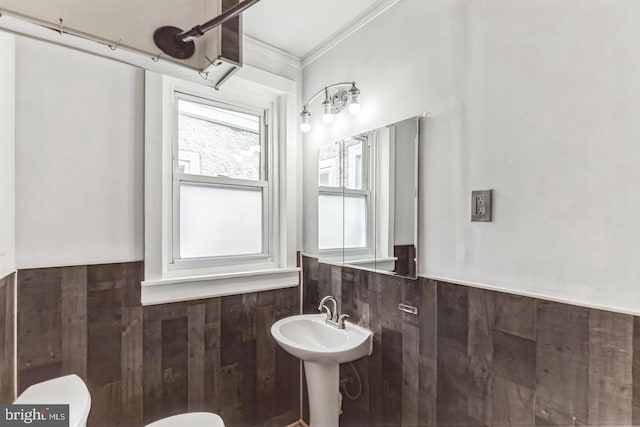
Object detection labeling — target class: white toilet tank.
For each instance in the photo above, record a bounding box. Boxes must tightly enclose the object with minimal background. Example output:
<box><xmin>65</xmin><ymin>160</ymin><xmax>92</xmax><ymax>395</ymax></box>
<box><xmin>14</xmin><ymin>374</ymin><xmax>91</xmax><ymax>427</ymax></box>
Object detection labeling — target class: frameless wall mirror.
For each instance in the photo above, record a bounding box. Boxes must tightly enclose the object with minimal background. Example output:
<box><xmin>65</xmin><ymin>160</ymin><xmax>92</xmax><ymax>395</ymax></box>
<box><xmin>317</xmin><ymin>116</ymin><xmax>420</xmax><ymax>279</ymax></box>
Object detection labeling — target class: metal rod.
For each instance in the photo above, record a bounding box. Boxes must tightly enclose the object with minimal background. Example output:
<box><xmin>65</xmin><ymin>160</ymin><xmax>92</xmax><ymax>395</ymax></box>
<box><xmin>179</xmin><ymin>0</ymin><xmax>261</xmax><ymax>42</ymax></box>
<box><xmin>302</xmin><ymin>82</ymin><xmax>355</xmax><ymax>107</ymax></box>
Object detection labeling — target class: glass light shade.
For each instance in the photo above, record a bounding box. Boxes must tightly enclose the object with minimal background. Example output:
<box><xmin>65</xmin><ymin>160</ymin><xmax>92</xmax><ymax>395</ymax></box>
<box><xmin>348</xmin><ymin>84</ymin><xmax>361</xmax><ymax>115</ymax></box>
<box><xmin>322</xmin><ymin>112</ymin><xmax>334</xmax><ymax>124</ymax></box>
<box><xmin>300</xmin><ymin>106</ymin><xmax>311</xmax><ymax>133</ymax></box>
<box><xmin>321</xmin><ymin>91</ymin><xmax>333</xmax><ymax>124</ymax></box>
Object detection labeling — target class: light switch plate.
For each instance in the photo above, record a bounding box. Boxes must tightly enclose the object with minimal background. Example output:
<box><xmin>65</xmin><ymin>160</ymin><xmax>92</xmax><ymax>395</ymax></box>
<box><xmin>471</xmin><ymin>190</ymin><xmax>492</xmax><ymax>222</ymax></box>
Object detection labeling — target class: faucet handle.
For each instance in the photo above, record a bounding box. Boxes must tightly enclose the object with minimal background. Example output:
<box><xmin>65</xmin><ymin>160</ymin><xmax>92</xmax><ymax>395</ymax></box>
<box><xmin>337</xmin><ymin>314</ymin><xmax>349</xmax><ymax>329</ymax></box>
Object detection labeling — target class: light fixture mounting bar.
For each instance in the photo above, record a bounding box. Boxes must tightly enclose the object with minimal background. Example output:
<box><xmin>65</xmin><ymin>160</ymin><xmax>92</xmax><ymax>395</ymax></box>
<box><xmin>302</xmin><ymin>82</ymin><xmax>357</xmax><ymax>108</ymax></box>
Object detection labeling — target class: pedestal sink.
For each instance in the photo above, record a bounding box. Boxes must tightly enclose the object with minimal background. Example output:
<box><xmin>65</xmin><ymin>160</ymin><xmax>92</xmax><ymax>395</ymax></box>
<box><xmin>271</xmin><ymin>314</ymin><xmax>373</xmax><ymax>427</ymax></box>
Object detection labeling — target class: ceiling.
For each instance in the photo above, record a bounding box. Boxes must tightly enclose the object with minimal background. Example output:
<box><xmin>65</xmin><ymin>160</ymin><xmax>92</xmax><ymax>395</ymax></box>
<box><xmin>243</xmin><ymin>0</ymin><xmax>387</xmax><ymax>59</ymax></box>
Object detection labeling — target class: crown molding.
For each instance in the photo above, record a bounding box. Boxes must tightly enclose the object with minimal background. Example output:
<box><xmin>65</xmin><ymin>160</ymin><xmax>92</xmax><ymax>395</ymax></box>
<box><xmin>301</xmin><ymin>0</ymin><xmax>401</xmax><ymax>68</ymax></box>
<box><xmin>243</xmin><ymin>35</ymin><xmax>302</xmax><ymax>69</ymax></box>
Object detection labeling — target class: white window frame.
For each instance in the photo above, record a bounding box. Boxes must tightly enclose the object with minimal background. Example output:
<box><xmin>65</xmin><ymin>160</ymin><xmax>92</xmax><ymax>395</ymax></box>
<box><xmin>170</xmin><ymin>93</ymin><xmax>272</xmax><ymax>269</ymax></box>
<box><xmin>142</xmin><ymin>71</ymin><xmax>299</xmax><ymax>305</ymax></box>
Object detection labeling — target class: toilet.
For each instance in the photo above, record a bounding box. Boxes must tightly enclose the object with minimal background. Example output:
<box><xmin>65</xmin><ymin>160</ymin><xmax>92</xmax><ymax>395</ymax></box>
<box><xmin>14</xmin><ymin>374</ymin><xmax>91</xmax><ymax>427</ymax></box>
<box><xmin>14</xmin><ymin>374</ymin><xmax>225</xmax><ymax>427</ymax></box>
<box><xmin>146</xmin><ymin>412</ymin><xmax>225</xmax><ymax>427</ymax></box>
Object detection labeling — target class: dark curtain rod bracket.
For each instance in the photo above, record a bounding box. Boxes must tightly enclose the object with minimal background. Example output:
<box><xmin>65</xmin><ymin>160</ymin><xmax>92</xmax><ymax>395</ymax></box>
<box><xmin>154</xmin><ymin>0</ymin><xmax>261</xmax><ymax>60</ymax></box>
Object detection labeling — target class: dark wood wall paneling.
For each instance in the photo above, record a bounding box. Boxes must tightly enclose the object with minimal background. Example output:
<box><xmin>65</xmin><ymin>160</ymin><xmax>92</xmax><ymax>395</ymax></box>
<box><xmin>17</xmin><ymin>262</ymin><xmax>300</xmax><ymax>427</ymax></box>
<box><xmin>303</xmin><ymin>255</ymin><xmax>640</xmax><ymax>427</ymax></box>
<box><xmin>14</xmin><ymin>256</ymin><xmax>640</xmax><ymax>426</ymax></box>
<box><xmin>437</xmin><ymin>283</ymin><xmax>640</xmax><ymax>427</ymax></box>
<box><xmin>302</xmin><ymin>257</ymin><xmax>437</xmax><ymax>426</ymax></box>
<box><xmin>0</xmin><ymin>272</ymin><xmax>16</xmax><ymax>403</ymax></box>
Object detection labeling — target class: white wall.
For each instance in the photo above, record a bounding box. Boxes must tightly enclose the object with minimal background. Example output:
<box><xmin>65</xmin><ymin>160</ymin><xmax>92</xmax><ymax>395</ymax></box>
<box><xmin>15</xmin><ymin>37</ymin><xmax>144</xmax><ymax>268</ymax></box>
<box><xmin>0</xmin><ymin>0</ymin><xmax>223</xmax><ymax>71</ymax></box>
<box><xmin>0</xmin><ymin>31</ymin><xmax>16</xmax><ymax>278</ymax></box>
<box><xmin>303</xmin><ymin>0</ymin><xmax>640</xmax><ymax>314</ymax></box>
<box><xmin>10</xmin><ymin>29</ymin><xmax>301</xmax><ymax>270</ymax></box>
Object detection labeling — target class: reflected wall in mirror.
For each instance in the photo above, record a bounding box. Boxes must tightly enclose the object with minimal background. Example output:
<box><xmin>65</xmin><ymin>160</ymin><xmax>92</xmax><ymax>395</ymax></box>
<box><xmin>317</xmin><ymin>116</ymin><xmax>420</xmax><ymax>279</ymax></box>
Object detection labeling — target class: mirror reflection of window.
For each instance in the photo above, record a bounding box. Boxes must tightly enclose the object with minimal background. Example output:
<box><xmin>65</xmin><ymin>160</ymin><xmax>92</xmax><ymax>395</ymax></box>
<box><xmin>343</xmin><ymin>137</ymin><xmax>370</xmax><ymax>250</ymax></box>
<box><xmin>318</xmin><ymin>136</ymin><xmax>372</xmax><ymax>252</ymax></box>
<box><xmin>318</xmin><ymin>159</ymin><xmax>336</xmax><ymax>187</ymax></box>
<box><xmin>344</xmin><ymin>138</ymin><xmax>366</xmax><ymax>190</ymax></box>
<box><xmin>344</xmin><ymin>194</ymin><xmax>367</xmax><ymax>248</ymax></box>
<box><xmin>318</xmin><ymin>193</ymin><xmax>344</xmax><ymax>250</ymax></box>
<box><xmin>317</xmin><ymin>141</ymin><xmax>342</xmax><ymax>188</ymax></box>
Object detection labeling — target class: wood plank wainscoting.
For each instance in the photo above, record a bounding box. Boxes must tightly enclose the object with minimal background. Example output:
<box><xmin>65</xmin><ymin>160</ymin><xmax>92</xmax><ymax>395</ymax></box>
<box><xmin>16</xmin><ymin>262</ymin><xmax>300</xmax><ymax>427</ymax></box>
<box><xmin>302</xmin><ymin>255</ymin><xmax>640</xmax><ymax>427</ymax></box>
<box><xmin>0</xmin><ymin>272</ymin><xmax>15</xmax><ymax>403</ymax></box>
<box><xmin>12</xmin><ymin>257</ymin><xmax>640</xmax><ymax>426</ymax></box>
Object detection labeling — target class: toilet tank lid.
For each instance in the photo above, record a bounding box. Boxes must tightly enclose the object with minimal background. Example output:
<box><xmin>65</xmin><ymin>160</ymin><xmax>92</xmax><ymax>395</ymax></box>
<box><xmin>145</xmin><ymin>412</ymin><xmax>225</xmax><ymax>427</ymax></box>
<box><xmin>14</xmin><ymin>374</ymin><xmax>91</xmax><ymax>427</ymax></box>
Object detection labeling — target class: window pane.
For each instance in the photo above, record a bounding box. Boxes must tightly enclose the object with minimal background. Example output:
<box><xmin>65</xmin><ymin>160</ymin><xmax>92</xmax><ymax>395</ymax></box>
<box><xmin>178</xmin><ymin>99</ymin><xmax>261</xmax><ymax>180</ymax></box>
<box><xmin>318</xmin><ymin>141</ymin><xmax>341</xmax><ymax>188</ymax></box>
<box><xmin>344</xmin><ymin>195</ymin><xmax>367</xmax><ymax>248</ymax></box>
<box><xmin>344</xmin><ymin>138</ymin><xmax>365</xmax><ymax>190</ymax></box>
<box><xmin>318</xmin><ymin>193</ymin><xmax>343</xmax><ymax>250</ymax></box>
<box><xmin>180</xmin><ymin>183</ymin><xmax>263</xmax><ymax>258</ymax></box>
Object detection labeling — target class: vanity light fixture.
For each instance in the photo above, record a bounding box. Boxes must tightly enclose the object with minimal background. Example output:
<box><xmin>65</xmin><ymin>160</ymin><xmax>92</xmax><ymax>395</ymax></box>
<box><xmin>300</xmin><ymin>82</ymin><xmax>361</xmax><ymax>133</ymax></box>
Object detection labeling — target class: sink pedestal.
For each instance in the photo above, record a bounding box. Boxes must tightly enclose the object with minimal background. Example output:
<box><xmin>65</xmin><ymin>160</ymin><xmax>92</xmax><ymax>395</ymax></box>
<box><xmin>303</xmin><ymin>361</ymin><xmax>340</xmax><ymax>427</ymax></box>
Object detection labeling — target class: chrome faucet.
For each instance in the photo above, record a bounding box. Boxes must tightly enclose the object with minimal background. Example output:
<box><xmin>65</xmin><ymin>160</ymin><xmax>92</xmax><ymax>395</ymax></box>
<box><xmin>318</xmin><ymin>295</ymin><xmax>338</xmax><ymax>322</ymax></box>
<box><xmin>318</xmin><ymin>295</ymin><xmax>349</xmax><ymax>329</ymax></box>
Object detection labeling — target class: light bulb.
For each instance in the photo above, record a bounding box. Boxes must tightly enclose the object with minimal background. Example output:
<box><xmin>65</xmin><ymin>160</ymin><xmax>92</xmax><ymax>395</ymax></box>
<box><xmin>322</xmin><ymin>112</ymin><xmax>334</xmax><ymax>124</ymax></box>
<box><xmin>348</xmin><ymin>102</ymin><xmax>361</xmax><ymax>115</ymax></box>
<box><xmin>300</xmin><ymin>106</ymin><xmax>311</xmax><ymax>133</ymax></box>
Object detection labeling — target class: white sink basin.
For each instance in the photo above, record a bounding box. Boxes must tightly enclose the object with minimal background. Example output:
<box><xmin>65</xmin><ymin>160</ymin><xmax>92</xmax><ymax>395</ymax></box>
<box><xmin>271</xmin><ymin>314</ymin><xmax>373</xmax><ymax>364</ymax></box>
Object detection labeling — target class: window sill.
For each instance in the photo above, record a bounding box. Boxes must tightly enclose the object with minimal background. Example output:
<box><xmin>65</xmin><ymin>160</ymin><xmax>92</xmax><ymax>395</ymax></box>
<box><xmin>141</xmin><ymin>267</ymin><xmax>301</xmax><ymax>306</ymax></box>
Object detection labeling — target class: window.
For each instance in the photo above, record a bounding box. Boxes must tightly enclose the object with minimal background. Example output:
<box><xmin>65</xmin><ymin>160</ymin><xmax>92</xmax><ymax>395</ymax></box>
<box><xmin>318</xmin><ymin>137</ymin><xmax>371</xmax><ymax>252</ymax></box>
<box><xmin>173</xmin><ymin>95</ymin><xmax>270</xmax><ymax>265</ymax></box>
<box><xmin>142</xmin><ymin>70</ymin><xmax>299</xmax><ymax>305</ymax></box>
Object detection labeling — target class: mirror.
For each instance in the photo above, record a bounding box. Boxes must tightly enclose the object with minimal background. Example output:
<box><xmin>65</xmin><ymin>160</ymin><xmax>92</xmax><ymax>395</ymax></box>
<box><xmin>317</xmin><ymin>116</ymin><xmax>420</xmax><ymax>279</ymax></box>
